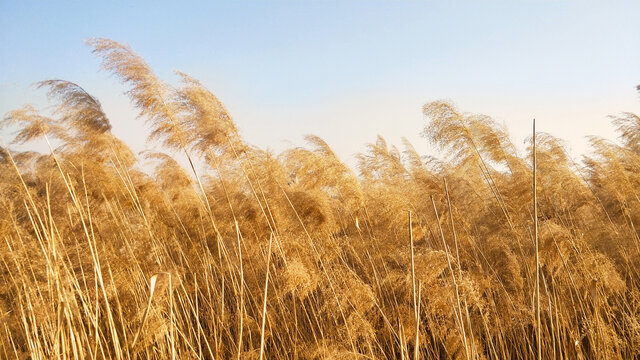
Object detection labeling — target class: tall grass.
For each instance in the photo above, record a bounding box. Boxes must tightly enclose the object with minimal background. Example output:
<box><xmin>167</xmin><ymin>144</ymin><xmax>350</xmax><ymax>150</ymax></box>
<box><xmin>1</xmin><ymin>38</ymin><xmax>640</xmax><ymax>359</ymax></box>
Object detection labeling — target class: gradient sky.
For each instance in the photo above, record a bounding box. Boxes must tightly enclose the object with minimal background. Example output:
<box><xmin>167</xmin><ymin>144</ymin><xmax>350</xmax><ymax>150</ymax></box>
<box><xmin>1</xmin><ymin>1</ymin><xmax>640</xmax><ymax>166</ymax></box>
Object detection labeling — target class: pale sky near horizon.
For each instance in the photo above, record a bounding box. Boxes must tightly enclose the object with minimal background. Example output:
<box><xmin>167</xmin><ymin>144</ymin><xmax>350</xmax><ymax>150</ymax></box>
<box><xmin>1</xmin><ymin>1</ymin><xmax>640</xmax><ymax>167</ymax></box>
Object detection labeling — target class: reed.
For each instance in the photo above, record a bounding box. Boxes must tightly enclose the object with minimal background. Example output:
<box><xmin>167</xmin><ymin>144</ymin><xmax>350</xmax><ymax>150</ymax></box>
<box><xmin>0</xmin><ymin>38</ymin><xmax>639</xmax><ymax>359</ymax></box>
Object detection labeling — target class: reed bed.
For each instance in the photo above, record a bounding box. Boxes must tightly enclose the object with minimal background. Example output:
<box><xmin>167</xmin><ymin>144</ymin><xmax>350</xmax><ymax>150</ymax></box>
<box><xmin>1</xmin><ymin>38</ymin><xmax>639</xmax><ymax>359</ymax></box>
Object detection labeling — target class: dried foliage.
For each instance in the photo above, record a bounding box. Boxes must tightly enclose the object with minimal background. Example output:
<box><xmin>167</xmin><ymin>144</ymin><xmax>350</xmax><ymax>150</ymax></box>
<box><xmin>1</xmin><ymin>38</ymin><xmax>640</xmax><ymax>359</ymax></box>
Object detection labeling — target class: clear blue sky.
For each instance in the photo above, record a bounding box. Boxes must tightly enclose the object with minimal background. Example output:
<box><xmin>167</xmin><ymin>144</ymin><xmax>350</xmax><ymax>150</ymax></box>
<box><xmin>2</xmin><ymin>1</ymin><xmax>640</xmax><ymax>165</ymax></box>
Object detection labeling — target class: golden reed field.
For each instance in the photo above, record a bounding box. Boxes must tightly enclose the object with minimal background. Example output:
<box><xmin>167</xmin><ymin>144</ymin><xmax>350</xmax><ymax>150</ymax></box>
<box><xmin>1</xmin><ymin>38</ymin><xmax>639</xmax><ymax>359</ymax></box>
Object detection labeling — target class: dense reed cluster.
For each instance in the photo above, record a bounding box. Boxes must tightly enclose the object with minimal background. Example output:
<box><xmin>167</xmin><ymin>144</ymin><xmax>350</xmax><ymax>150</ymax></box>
<box><xmin>1</xmin><ymin>38</ymin><xmax>639</xmax><ymax>359</ymax></box>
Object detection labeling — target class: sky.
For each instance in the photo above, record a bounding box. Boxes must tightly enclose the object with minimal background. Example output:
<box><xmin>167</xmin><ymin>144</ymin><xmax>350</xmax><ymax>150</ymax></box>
<box><xmin>1</xmin><ymin>1</ymin><xmax>640</xmax><ymax>167</ymax></box>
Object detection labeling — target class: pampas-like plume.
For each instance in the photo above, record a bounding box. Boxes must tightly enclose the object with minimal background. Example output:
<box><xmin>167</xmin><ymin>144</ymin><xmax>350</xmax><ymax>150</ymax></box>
<box><xmin>422</xmin><ymin>101</ymin><xmax>478</xmax><ymax>168</ymax></box>
<box><xmin>612</xmin><ymin>112</ymin><xmax>640</xmax><ymax>154</ymax></box>
<box><xmin>1</xmin><ymin>105</ymin><xmax>69</xmax><ymax>144</ymax></box>
<box><xmin>284</xmin><ymin>135</ymin><xmax>363</xmax><ymax>217</ymax></box>
<box><xmin>357</xmin><ymin>135</ymin><xmax>407</xmax><ymax>181</ymax></box>
<box><xmin>175</xmin><ymin>71</ymin><xmax>244</xmax><ymax>157</ymax></box>
<box><xmin>87</xmin><ymin>38</ymin><xmax>187</xmax><ymax>150</ymax></box>
<box><xmin>37</xmin><ymin>80</ymin><xmax>112</xmax><ymax>136</ymax></box>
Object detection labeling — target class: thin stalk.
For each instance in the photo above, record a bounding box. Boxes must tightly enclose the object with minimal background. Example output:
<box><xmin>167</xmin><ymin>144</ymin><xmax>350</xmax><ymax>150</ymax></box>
<box><xmin>533</xmin><ymin>119</ymin><xmax>541</xmax><ymax>360</ymax></box>
<box><xmin>409</xmin><ymin>211</ymin><xmax>419</xmax><ymax>360</ymax></box>
<box><xmin>259</xmin><ymin>234</ymin><xmax>274</xmax><ymax>360</ymax></box>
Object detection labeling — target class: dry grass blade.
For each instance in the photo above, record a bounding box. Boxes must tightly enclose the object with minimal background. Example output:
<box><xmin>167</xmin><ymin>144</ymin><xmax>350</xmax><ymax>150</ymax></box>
<box><xmin>131</xmin><ymin>273</ymin><xmax>169</xmax><ymax>351</ymax></box>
